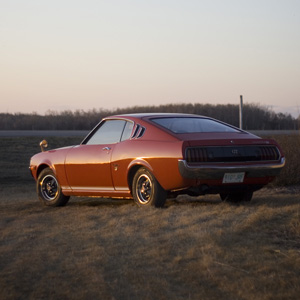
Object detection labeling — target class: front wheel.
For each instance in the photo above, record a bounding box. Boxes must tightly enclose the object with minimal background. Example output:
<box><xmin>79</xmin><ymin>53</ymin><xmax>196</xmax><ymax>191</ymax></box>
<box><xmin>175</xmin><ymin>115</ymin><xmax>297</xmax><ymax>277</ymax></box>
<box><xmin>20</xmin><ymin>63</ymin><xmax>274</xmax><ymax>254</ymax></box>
<box><xmin>220</xmin><ymin>191</ymin><xmax>253</xmax><ymax>203</ymax></box>
<box><xmin>132</xmin><ymin>168</ymin><xmax>167</xmax><ymax>207</ymax></box>
<box><xmin>37</xmin><ymin>168</ymin><xmax>70</xmax><ymax>206</ymax></box>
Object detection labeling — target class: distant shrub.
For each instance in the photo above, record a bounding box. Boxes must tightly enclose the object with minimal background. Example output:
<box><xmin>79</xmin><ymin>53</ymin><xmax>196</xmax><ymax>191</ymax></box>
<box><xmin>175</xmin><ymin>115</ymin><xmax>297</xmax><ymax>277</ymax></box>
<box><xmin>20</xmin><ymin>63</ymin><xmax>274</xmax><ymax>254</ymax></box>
<box><xmin>0</xmin><ymin>103</ymin><xmax>299</xmax><ymax>130</ymax></box>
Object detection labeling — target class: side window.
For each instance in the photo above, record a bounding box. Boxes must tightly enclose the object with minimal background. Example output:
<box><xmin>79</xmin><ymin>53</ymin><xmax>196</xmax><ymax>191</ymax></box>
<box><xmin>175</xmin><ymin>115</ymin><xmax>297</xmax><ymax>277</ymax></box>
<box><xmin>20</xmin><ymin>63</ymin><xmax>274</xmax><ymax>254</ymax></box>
<box><xmin>86</xmin><ymin>120</ymin><xmax>126</xmax><ymax>145</ymax></box>
<box><xmin>121</xmin><ymin>121</ymin><xmax>134</xmax><ymax>141</ymax></box>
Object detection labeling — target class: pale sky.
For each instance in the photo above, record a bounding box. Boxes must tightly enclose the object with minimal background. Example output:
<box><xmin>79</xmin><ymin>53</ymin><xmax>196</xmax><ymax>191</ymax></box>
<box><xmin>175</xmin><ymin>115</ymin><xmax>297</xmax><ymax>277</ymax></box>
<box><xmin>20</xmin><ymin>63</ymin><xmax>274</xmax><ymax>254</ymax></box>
<box><xmin>1</xmin><ymin>0</ymin><xmax>300</xmax><ymax>117</ymax></box>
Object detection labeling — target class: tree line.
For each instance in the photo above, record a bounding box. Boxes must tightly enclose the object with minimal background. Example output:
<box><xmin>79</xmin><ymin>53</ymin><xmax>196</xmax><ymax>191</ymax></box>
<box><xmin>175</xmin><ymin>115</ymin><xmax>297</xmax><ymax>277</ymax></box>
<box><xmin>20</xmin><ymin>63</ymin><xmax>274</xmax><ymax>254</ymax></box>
<box><xmin>0</xmin><ymin>103</ymin><xmax>298</xmax><ymax>130</ymax></box>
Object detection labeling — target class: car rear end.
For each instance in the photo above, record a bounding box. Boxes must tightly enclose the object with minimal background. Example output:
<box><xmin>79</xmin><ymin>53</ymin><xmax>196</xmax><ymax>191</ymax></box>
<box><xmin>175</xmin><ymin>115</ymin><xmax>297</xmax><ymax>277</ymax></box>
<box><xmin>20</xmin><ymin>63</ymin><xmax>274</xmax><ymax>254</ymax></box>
<box><xmin>147</xmin><ymin>114</ymin><xmax>285</xmax><ymax>199</ymax></box>
<box><xmin>179</xmin><ymin>135</ymin><xmax>285</xmax><ymax>195</ymax></box>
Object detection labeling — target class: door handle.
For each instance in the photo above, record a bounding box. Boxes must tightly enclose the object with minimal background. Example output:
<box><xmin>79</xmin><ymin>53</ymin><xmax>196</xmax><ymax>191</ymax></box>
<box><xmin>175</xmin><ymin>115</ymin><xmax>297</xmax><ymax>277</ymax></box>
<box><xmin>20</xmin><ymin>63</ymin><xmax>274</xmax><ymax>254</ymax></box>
<box><xmin>102</xmin><ymin>147</ymin><xmax>111</xmax><ymax>151</ymax></box>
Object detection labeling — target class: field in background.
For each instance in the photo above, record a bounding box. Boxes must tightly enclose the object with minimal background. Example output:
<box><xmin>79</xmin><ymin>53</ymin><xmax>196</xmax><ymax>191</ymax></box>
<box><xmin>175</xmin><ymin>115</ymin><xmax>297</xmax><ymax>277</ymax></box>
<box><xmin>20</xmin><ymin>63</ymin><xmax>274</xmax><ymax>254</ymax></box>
<box><xmin>263</xmin><ymin>134</ymin><xmax>300</xmax><ymax>186</ymax></box>
<box><xmin>0</xmin><ymin>134</ymin><xmax>299</xmax><ymax>299</ymax></box>
<box><xmin>0</xmin><ymin>132</ymin><xmax>299</xmax><ymax>187</ymax></box>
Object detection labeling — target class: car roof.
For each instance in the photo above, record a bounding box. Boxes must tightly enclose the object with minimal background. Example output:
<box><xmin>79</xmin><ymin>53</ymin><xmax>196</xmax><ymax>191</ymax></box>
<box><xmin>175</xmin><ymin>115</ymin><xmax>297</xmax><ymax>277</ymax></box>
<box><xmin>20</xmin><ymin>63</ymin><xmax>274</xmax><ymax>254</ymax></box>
<box><xmin>107</xmin><ymin>113</ymin><xmax>207</xmax><ymax>119</ymax></box>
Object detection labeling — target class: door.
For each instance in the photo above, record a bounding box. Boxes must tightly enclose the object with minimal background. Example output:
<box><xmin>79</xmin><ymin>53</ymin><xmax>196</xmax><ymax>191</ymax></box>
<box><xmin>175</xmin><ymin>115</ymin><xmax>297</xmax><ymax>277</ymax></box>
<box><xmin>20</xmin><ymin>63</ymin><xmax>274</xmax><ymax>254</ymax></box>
<box><xmin>65</xmin><ymin>144</ymin><xmax>114</xmax><ymax>192</ymax></box>
<box><xmin>65</xmin><ymin>119</ymin><xmax>127</xmax><ymax>192</ymax></box>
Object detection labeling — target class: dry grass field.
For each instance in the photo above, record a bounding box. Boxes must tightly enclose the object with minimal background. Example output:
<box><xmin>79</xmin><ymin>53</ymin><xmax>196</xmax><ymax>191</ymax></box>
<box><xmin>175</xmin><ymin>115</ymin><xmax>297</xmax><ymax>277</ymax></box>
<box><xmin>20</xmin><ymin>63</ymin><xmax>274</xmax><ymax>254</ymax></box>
<box><xmin>1</xmin><ymin>135</ymin><xmax>300</xmax><ymax>300</ymax></box>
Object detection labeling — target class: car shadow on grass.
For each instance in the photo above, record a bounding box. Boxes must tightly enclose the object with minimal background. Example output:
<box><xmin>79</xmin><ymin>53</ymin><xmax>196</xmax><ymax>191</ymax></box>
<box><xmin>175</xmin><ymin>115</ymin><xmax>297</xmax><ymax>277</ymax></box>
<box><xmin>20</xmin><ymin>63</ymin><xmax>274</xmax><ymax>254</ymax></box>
<box><xmin>167</xmin><ymin>195</ymin><xmax>222</xmax><ymax>207</ymax></box>
<box><xmin>28</xmin><ymin>190</ymin><xmax>299</xmax><ymax>209</ymax></box>
<box><xmin>66</xmin><ymin>195</ymin><xmax>222</xmax><ymax>208</ymax></box>
<box><xmin>68</xmin><ymin>197</ymin><xmax>134</xmax><ymax>207</ymax></box>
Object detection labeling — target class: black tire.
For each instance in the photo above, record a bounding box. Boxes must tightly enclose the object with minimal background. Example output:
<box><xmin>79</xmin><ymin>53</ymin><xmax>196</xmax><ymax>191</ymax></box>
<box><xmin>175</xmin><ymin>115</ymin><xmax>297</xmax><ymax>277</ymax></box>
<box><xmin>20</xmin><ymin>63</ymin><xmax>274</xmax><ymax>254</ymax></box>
<box><xmin>132</xmin><ymin>168</ymin><xmax>167</xmax><ymax>207</ymax></box>
<box><xmin>37</xmin><ymin>168</ymin><xmax>70</xmax><ymax>207</ymax></box>
<box><xmin>220</xmin><ymin>191</ymin><xmax>253</xmax><ymax>203</ymax></box>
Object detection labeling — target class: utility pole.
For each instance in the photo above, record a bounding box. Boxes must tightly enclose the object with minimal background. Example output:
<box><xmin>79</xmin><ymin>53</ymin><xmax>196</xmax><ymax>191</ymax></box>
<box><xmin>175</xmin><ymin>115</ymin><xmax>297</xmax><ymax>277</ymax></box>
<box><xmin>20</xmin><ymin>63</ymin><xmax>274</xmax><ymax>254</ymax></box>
<box><xmin>239</xmin><ymin>95</ymin><xmax>243</xmax><ymax>129</ymax></box>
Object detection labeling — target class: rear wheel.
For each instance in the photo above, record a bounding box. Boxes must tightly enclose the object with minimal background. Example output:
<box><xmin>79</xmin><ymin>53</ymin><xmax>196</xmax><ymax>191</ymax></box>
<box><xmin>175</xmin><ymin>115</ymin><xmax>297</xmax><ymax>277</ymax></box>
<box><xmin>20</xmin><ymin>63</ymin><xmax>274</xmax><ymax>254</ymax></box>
<box><xmin>132</xmin><ymin>168</ymin><xmax>167</xmax><ymax>207</ymax></box>
<box><xmin>220</xmin><ymin>191</ymin><xmax>253</xmax><ymax>203</ymax></box>
<box><xmin>37</xmin><ymin>168</ymin><xmax>70</xmax><ymax>206</ymax></box>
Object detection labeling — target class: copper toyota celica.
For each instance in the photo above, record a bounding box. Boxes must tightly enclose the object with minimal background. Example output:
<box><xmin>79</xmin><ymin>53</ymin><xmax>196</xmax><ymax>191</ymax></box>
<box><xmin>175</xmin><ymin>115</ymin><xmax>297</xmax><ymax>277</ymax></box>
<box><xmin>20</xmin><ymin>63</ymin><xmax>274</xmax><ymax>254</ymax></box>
<box><xmin>29</xmin><ymin>113</ymin><xmax>285</xmax><ymax>207</ymax></box>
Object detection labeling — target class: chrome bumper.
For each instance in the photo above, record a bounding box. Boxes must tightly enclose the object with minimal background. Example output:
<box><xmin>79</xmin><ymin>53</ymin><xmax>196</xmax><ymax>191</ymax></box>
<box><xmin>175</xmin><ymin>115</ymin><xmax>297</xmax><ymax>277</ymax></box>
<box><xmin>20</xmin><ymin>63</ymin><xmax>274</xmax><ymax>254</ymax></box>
<box><xmin>178</xmin><ymin>157</ymin><xmax>285</xmax><ymax>180</ymax></box>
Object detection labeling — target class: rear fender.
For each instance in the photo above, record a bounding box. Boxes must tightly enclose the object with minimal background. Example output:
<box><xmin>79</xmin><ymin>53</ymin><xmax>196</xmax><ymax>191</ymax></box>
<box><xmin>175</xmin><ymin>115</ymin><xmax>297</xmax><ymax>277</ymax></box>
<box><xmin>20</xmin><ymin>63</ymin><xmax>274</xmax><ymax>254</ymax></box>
<box><xmin>127</xmin><ymin>159</ymin><xmax>154</xmax><ymax>193</ymax></box>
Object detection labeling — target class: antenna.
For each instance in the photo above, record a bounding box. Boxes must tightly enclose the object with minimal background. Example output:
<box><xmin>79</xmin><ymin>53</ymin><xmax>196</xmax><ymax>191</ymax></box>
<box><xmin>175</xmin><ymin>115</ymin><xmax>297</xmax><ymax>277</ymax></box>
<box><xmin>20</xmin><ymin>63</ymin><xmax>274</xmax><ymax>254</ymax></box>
<box><xmin>239</xmin><ymin>95</ymin><xmax>243</xmax><ymax>129</ymax></box>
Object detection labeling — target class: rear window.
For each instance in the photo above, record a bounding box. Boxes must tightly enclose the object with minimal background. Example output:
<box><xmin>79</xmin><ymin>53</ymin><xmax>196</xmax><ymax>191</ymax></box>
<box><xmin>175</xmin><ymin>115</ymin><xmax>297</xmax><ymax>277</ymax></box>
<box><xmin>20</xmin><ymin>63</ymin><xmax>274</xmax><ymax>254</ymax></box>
<box><xmin>151</xmin><ymin>117</ymin><xmax>240</xmax><ymax>133</ymax></box>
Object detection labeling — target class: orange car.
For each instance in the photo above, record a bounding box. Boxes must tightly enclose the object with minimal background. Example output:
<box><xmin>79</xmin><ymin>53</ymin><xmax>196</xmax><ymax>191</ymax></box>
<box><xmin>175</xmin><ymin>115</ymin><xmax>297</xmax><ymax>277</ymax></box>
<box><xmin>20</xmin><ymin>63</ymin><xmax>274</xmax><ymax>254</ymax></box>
<box><xmin>30</xmin><ymin>113</ymin><xmax>285</xmax><ymax>207</ymax></box>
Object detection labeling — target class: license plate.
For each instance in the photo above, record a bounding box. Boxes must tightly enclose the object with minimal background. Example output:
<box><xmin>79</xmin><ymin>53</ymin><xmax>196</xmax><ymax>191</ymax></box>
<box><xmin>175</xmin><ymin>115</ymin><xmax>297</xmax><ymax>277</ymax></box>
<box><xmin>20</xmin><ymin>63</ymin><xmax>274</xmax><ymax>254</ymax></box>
<box><xmin>222</xmin><ymin>172</ymin><xmax>245</xmax><ymax>183</ymax></box>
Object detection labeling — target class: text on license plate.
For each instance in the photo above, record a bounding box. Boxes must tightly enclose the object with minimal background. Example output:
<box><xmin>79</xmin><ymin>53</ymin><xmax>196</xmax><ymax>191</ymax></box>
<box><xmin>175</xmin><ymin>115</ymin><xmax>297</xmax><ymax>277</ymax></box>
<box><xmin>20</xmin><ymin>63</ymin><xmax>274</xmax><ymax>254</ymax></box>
<box><xmin>222</xmin><ymin>172</ymin><xmax>245</xmax><ymax>184</ymax></box>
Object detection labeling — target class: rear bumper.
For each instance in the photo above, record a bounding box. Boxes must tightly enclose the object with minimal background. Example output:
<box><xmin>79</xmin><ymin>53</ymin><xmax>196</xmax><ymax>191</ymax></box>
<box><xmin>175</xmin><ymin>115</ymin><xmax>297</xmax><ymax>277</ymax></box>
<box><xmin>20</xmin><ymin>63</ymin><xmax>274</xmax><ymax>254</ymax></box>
<box><xmin>178</xmin><ymin>157</ymin><xmax>285</xmax><ymax>180</ymax></box>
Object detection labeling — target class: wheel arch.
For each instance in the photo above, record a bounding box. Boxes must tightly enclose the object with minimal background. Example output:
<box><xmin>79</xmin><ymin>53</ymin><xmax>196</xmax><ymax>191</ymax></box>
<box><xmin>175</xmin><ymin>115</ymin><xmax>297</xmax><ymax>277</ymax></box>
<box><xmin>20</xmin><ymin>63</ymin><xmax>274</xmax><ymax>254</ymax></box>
<box><xmin>127</xmin><ymin>160</ymin><xmax>154</xmax><ymax>194</ymax></box>
<box><xmin>130</xmin><ymin>164</ymin><xmax>167</xmax><ymax>207</ymax></box>
<box><xmin>36</xmin><ymin>163</ymin><xmax>54</xmax><ymax>179</ymax></box>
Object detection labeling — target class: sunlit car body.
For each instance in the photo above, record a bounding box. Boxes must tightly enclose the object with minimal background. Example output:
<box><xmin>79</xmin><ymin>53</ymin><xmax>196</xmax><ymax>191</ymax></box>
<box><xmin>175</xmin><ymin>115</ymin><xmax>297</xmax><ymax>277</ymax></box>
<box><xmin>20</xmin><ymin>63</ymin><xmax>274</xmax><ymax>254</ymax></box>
<box><xmin>30</xmin><ymin>113</ymin><xmax>285</xmax><ymax>207</ymax></box>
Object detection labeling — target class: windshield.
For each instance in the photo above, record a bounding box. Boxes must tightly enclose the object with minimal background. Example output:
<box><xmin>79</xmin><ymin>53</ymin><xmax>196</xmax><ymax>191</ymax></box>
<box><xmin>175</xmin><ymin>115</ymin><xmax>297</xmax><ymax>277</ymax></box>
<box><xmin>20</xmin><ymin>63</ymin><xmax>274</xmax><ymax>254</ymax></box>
<box><xmin>151</xmin><ymin>117</ymin><xmax>240</xmax><ymax>133</ymax></box>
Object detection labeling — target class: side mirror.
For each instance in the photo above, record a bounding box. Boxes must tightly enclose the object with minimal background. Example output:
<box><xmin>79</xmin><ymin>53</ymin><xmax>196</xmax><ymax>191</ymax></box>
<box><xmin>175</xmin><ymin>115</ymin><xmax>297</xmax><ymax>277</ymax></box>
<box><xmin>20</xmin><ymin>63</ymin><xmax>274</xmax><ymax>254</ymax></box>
<box><xmin>40</xmin><ymin>140</ymin><xmax>48</xmax><ymax>152</ymax></box>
